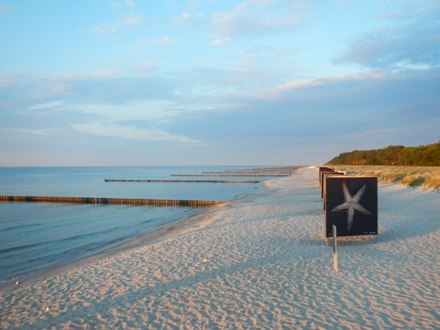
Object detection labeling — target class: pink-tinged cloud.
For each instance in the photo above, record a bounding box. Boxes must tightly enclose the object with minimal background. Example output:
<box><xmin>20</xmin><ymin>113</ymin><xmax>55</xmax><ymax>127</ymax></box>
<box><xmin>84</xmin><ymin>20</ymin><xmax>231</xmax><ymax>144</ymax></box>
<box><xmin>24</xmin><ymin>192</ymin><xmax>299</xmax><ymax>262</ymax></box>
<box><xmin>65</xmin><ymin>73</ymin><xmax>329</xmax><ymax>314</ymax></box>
<box><xmin>260</xmin><ymin>72</ymin><xmax>385</xmax><ymax>99</ymax></box>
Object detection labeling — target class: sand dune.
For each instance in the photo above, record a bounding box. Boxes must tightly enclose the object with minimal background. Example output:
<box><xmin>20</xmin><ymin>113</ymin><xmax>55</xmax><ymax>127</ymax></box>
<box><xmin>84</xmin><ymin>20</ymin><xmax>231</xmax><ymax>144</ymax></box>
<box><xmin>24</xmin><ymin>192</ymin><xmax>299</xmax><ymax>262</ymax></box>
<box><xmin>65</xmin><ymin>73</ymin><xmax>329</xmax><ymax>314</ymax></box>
<box><xmin>1</xmin><ymin>167</ymin><xmax>439</xmax><ymax>329</ymax></box>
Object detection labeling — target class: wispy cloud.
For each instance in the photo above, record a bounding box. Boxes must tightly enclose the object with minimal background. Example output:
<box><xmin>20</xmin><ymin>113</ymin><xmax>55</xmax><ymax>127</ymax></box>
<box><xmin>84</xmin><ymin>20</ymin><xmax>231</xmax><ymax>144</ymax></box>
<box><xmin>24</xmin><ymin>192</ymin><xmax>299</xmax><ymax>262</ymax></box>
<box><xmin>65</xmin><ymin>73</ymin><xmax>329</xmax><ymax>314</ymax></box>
<box><xmin>28</xmin><ymin>100</ymin><xmax>65</xmax><ymax>110</ymax></box>
<box><xmin>92</xmin><ymin>14</ymin><xmax>142</xmax><ymax>34</ymax></box>
<box><xmin>4</xmin><ymin>128</ymin><xmax>60</xmax><ymax>136</ymax></box>
<box><xmin>140</xmin><ymin>36</ymin><xmax>172</xmax><ymax>47</ymax></box>
<box><xmin>71</xmin><ymin>122</ymin><xmax>201</xmax><ymax>144</ymax></box>
<box><xmin>5</xmin><ymin>74</ymin><xmax>173</xmax><ymax>107</ymax></box>
<box><xmin>152</xmin><ymin>36</ymin><xmax>171</xmax><ymax>45</ymax></box>
<box><xmin>0</xmin><ymin>3</ymin><xmax>8</xmax><ymax>12</ymax></box>
<box><xmin>182</xmin><ymin>68</ymin><xmax>440</xmax><ymax>151</ymax></box>
<box><xmin>0</xmin><ymin>73</ymin><xmax>205</xmax><ymax>145</ymax></box>
<box><xmin>174</xmin><ymin>1</ymin><xmax>303</xmax><ymax>45</ymax></box>
<box><xmin>73</xmin><ymin>100</ymin><xmax>182</xmax><ymax>123</ymax></box>
<box><xmin>210</xmin><ymin>37</ymin><xmax>231</xmax><ymax>46</ymax></box>
<box><xmin>0</xmin><ymin>74</ymin><xmax>13</xmax><ymax>87</ymax></box>
<box><xmin>261</xmin><ymin>72</ymin><xmax>385</xmax><ymax>98</ymax></box>
<box><xmin>107</xmin><ymin>0</ymin><xmax>135</xmax><ymax>9</ymax></box>
<box><xmin>335</xmin><ymin>6</ymin><xmax>440</xmax><ymax>71</ymax></box>
<box><xmin>173</xmin><ymin>12</ymin><xmax>205</xmax><ymax>27</ymax></box>
<box><xmin>209</xmin><ymin>0</ymin><xmax>302</xmax><ymax>39</ymax></box>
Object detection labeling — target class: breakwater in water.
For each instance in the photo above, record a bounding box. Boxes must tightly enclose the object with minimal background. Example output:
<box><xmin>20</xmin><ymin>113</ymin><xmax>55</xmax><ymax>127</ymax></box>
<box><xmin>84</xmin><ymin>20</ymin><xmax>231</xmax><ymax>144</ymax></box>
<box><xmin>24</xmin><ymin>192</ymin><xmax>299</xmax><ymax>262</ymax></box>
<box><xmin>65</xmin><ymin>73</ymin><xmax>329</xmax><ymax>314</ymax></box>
<box><xmin>170</xmin><ymin>173</ymin><xmax>289</xmax><ymax>177</ymax></box>
<box><xmin>169</xmin><ymin>166</ymin><xmax>301</xmax><ymax>177</ymax></box>
<box><xmin>104</xmin><ymin>179</ymin><xmax>261</xmax><ymax>184</ymax></box>
<box><xmin>0</xmin><ymin>195</ymin><xmax>224</xmax><ymax>207</ymax></box>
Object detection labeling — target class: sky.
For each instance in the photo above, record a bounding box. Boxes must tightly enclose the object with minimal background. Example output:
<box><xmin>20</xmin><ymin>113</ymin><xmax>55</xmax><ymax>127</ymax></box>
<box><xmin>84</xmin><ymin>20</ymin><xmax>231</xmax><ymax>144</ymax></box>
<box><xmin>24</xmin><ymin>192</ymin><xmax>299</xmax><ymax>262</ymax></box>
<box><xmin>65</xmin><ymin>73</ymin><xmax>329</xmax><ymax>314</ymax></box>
<box><xmin>0</xmin><ymin>0</ymin><xmax>439</xmax><ymax>166</ymax></box>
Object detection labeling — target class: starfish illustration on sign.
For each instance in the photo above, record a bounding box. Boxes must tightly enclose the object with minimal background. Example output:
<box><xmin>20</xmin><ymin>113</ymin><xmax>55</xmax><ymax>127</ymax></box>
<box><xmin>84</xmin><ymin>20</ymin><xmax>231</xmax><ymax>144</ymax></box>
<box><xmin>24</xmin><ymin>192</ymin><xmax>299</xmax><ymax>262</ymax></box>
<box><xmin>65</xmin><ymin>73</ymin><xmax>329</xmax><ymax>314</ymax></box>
<box><xmin>332</xmin><ymin>182</ymin><xmax>371</xmax><ymax>231</ymax></box>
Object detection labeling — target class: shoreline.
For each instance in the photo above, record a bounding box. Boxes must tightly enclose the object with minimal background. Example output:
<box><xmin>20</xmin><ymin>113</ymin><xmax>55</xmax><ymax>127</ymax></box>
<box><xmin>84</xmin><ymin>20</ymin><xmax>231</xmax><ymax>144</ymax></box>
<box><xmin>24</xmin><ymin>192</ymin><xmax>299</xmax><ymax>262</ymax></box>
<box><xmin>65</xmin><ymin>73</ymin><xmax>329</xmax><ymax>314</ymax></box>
<box><xmin>0</xmin><ymin>166</ymin><xmax>294</xmax><ymax>287</ymax></box>
<box><xmin>0</xmin><ymin>202</ymin><xmax>225</xmax><ymax>290</ymax></box>
<box><xmin>2</xmin><ymin>167</ymin><xmax>438</xmax><ymax>328</ymax></box>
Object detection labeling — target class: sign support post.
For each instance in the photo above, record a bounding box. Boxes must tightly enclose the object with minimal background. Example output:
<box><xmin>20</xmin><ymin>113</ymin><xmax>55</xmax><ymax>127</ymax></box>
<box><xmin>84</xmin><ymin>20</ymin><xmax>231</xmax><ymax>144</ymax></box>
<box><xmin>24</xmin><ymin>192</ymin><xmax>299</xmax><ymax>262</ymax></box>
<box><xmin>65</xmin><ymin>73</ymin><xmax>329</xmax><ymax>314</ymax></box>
<box><xmin>332</xmin><ymin>225</ymin><xmax>338</xmax><ymax>273</ymax></box>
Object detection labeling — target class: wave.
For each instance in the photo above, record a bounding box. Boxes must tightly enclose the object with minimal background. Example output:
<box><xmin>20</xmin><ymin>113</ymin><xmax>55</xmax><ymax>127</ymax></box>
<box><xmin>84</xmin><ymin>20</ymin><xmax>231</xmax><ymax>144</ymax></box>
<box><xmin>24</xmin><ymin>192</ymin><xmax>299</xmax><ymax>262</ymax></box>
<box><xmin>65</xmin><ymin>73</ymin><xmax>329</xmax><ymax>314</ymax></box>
<box><xmin>0</xmin><ymin>237</ymin><xmax>127</xmax><ymax>282</ymax></box>
<box><xmin>1</xmin><ymin>222</ymin><xmax>43</xmax><ymax>232</ymax></box>
<box><xmin>0</xmin><ymin>224</ymin><xmax>125</xmax><ymax>258</ymax></box>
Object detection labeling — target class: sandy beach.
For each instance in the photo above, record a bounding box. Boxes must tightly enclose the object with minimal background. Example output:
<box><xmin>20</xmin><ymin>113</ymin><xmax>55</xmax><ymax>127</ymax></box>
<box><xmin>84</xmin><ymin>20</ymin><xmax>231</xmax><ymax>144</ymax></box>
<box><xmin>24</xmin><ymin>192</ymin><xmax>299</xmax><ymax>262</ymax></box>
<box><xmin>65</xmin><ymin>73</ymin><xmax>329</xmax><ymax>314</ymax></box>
<box><xmin>1</xmin><ymin>167</ymin><xmax>439</xmax><ymax>329</ymax></box>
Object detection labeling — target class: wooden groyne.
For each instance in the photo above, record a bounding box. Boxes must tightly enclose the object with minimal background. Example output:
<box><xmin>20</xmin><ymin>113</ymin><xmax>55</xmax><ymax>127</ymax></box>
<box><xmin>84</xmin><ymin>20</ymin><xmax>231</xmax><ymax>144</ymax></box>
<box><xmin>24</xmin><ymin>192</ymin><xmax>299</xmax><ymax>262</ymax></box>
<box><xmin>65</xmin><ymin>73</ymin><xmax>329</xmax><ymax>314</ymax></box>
<box><xmin>104</xmin><ymin>179</ymin><xmax>261</xmax><ymax>184</ymax></box>
<box><xmin>170</xmin><ymin>174</ymin><xmax>289</xmax><ymax>177</ymax></box>
<box><xmin>0</xmin><ymin>195</ymin><xmax>224</xmax><ymax>208</ymax></box>
<box><xmin>171</xmin><ymin>166</ymin><xmax>302</xmax><ymax>177</ymax></box>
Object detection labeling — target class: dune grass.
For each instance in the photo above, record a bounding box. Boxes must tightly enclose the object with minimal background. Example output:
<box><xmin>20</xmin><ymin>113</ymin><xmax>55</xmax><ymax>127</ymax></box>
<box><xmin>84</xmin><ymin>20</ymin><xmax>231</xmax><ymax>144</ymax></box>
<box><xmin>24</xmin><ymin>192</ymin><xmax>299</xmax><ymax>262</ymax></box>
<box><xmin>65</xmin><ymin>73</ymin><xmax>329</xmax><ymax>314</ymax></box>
<box><xmin>328</xmin><ymin>165</ymin><xmax>440</xmax><ymax>189</ymax></box>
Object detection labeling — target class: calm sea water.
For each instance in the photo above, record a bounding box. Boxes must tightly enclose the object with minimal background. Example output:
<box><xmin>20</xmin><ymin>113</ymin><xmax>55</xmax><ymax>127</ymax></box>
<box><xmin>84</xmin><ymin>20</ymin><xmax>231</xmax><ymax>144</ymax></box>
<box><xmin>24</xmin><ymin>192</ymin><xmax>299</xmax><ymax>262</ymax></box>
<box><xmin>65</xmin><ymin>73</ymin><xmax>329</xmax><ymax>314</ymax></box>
<box><xmin>0</xmin><ymin>166</ymin><xmax>268</xmax><ymax>283</ymax></box>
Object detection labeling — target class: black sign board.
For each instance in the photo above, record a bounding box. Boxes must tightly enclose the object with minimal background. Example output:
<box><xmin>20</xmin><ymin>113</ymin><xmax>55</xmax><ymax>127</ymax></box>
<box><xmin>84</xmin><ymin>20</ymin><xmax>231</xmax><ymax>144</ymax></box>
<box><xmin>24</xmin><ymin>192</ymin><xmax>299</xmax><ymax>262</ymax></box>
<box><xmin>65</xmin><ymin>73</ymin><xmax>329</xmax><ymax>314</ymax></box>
<box><xmin>319</xmin><ymin>167</ymin><xmax>335</xmax><ymax>185</ymax></box>
<box><xmin>318</xmin><ymin>166</ymin><xmax>332</xmax><ymax>178</ymax></box>
<box><xmin>319</xmin><ymin>168</ymin><xmax>337</xmax><ymax>197</ymax></box>
<box><xmin>325</xmin><ymin>176</ymin><xmax>378</xmax><ymax>237</ymax></box>
<box><xmin>322</xmin><ymin>173</ymin><xmax>344</xmax><ymax>210</ymax></box>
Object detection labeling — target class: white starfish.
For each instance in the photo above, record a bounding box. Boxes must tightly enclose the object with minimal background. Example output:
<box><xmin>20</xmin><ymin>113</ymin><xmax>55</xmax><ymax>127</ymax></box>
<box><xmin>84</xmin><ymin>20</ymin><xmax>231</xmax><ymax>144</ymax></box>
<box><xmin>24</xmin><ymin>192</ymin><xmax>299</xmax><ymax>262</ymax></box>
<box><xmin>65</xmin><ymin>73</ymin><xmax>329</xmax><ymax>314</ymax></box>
<box><xmin>332</xmin><ymin>182</ymin><xmax>371</xmax><ymax>231</ymax></box>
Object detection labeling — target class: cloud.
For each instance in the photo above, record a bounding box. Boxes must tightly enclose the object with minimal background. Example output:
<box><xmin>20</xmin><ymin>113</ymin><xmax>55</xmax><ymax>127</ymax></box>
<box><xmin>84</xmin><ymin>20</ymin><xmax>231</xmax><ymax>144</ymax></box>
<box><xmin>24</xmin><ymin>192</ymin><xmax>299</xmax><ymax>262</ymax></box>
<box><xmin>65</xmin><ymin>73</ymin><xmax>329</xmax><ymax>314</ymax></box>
<box><xmin>2</xmin><ymin>74</ymin><xmax>173</xmax><ymax>107</ymax></box>
<box><xmin>107</xmin><ymin>0</ymin><xmax>135</xmax><ymax>9</ymax></box>
<box><xmin>0</xmin><ymin>74</ymin><xmax>13</xmax><ymax>87</ymax></box>
<box><xmin>92</xmin><ymin>14</ymin><xmax>142</xmax><ymax>34</ymax></box>
<box><xmin>335</xmin><ymin>6</ymin><xmax>440</xmax><ymax>71</ymax></box>
<box><xmin>174</xmin><ymin>1</ymin><xmax>303</xmax><ymax>44</ymax></box>
<box><xmin>4</xmin><ymin>128</ymin><xmax>60</xmax><ymax>136</ymax></box>
<box><xmin>152</xmin><ymin>36</ymin><xmax>171</xmax><ymax>45</ymax></box>
<box><xmin>71</xmin><ymin>122</ymin><xmax>201</xmax><ymax>144</ymax></box>
<box><xmin>209</xmin><ymin>0</ymin><xmax>302</xmax><ymax>39</ymax></box>
<box><xmin>261</xmin><ymin>71</ymin><xmax>385</xmax><ymax>98</ymax></box>
<box><xmin>0</xmin><ymin>73</ymin><xmax>203</xmax><ymax>139</ymax></box>
<box><xmin>140</xmin><ymin>36</ymin><xmax>172</xmax><ymax>47</ymax></box>
<box><xmin>0</xmin><ymin>3</ymin><xmax>8</xmax><ymax>12</ymax></box>
<box><xmin>178</xmin><ymin>67</ymin><xmax>440</xmax><ymax>153</ymax></box>
<box><xmin>73</xmin><ymin>100</ymin><xmax>182</xmax><ymax>123</ymax></box>
<box><xmin>1</xmin><ymin>72</ymin><xmax>206</xmax><ymax>150</ymax></box>
<box><xmin>173</xmin><ymin>12</ymin><xmax>205</xmax><ymax>27</ymax></box>
<box><xmin>210</xmin><ymin>37</ymin><xmax>231</xmax><ymax>46</ymax></box>
<box><xmin>28</xmin><ymin>100</ymin><xmax>65</xmax><ymax>110</ymax></box>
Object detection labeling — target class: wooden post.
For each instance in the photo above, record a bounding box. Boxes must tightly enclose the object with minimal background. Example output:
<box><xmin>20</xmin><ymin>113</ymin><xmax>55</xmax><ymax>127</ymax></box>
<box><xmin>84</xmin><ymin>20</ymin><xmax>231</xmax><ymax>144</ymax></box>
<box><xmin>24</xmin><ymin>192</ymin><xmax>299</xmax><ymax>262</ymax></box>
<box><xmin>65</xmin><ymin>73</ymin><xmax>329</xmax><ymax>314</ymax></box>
<box><xmin>0</xmin><ymin>195</ymin><xmax>224</xmax><ymax>208</ymax></box>
<box><xmin>332</xmin><ymin>225</ymin><xmax>338</xmax><ymax>273</ymax></box>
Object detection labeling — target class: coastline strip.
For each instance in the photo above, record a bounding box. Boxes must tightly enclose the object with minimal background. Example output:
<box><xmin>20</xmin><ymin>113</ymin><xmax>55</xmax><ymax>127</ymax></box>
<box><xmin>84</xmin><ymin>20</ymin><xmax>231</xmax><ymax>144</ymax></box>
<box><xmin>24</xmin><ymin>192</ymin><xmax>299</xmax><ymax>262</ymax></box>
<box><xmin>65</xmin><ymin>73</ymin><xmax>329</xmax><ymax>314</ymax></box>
<box><xmin>170</xmin><ymin>165</ymin><xmax>302</xmax><ymax>177</ymax></box>
<box><xmin>170</xmin><ymin>174</ymin><xmax>289</xmax><ymax>177</ymax></box>
<box><xmin>0</xmin><ymin>195</ymin><xmax>224</xmax><ymax>207</ymax></box>
<box><xmin>104</xmin><ymin>179</ymin><xmax>261</xmax><ymax>183</ymax></box>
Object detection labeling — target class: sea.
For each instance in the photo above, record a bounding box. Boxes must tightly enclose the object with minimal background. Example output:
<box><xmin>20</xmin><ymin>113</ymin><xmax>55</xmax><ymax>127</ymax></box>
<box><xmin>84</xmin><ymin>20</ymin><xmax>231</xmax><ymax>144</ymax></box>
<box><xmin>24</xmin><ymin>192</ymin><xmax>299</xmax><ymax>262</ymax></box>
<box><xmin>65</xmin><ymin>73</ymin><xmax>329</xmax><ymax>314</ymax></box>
<box><xmin>0</xmin><ymin>166</ymin><xmax>273</xmax><ymax>284</ymax></box>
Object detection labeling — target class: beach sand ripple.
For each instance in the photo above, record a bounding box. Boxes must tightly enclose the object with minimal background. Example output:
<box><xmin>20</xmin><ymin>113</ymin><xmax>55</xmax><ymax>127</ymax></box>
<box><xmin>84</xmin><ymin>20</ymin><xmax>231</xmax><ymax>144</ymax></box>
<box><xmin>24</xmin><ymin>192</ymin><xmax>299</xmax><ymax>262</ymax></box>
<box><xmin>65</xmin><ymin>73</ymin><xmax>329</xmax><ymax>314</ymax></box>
<box><xmin>1</xmin><ymin>168</ymin><xmax>439</xmax><ymax>329</ymax></box>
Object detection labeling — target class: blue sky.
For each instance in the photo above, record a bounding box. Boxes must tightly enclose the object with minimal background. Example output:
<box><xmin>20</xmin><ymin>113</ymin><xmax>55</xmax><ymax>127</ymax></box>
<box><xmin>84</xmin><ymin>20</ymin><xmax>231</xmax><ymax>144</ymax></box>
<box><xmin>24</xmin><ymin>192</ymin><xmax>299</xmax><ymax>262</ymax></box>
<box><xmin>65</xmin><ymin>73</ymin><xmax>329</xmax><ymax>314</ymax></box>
<box><xmin>0</xmin><ymin>0</ymin><xmax>439</xmax><ymax>166</ymax></box>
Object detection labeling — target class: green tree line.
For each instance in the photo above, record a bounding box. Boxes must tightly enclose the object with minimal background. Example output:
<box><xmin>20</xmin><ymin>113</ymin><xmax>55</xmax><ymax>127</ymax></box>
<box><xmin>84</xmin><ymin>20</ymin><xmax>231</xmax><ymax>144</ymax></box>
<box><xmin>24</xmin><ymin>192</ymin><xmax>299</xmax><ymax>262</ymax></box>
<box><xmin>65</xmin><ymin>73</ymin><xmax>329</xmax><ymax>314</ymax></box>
<box><xmin>327</xmin><ymin>141</ymin><xmax>440</xmax><ymax>166</ymax></box>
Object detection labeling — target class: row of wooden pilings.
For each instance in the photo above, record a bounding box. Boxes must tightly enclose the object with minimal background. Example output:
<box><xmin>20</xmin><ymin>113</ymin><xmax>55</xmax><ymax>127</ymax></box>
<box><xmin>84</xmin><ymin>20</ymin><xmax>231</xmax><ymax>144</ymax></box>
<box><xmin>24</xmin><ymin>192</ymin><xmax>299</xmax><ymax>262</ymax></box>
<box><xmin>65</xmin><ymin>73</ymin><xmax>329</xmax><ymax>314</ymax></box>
<box><xmin>104</xmin><ymin>179</ymin><xmax>261</xmax><ymax>184</ymax></box>
<box><xmin>0</xmin><ymin>195</ymin><xmax>224</xmax><ymax>208</ymax></box>
<box><xmin>170</xmin><ymin>173</ymin><xmax>290</xmax><ymax>177</ymax></box>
